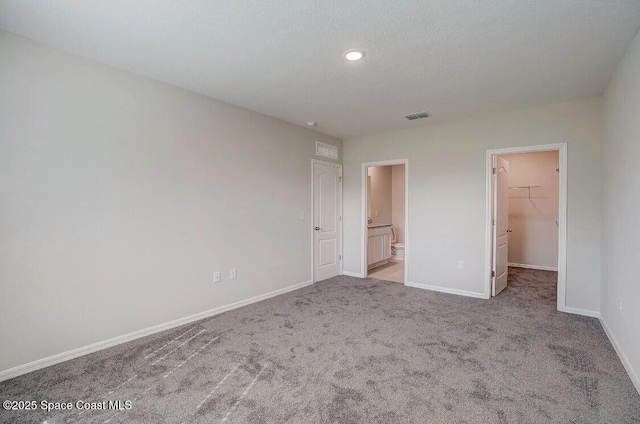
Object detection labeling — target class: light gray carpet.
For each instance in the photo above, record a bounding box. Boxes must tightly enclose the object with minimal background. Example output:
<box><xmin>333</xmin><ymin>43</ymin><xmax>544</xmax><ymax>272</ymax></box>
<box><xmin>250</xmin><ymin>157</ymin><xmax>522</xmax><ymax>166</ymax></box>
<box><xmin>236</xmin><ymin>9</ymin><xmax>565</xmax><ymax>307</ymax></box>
<box><xmin>1</xmin><ymin>268</ymin><xmax>639</xmax><ymax>423</ymax></box>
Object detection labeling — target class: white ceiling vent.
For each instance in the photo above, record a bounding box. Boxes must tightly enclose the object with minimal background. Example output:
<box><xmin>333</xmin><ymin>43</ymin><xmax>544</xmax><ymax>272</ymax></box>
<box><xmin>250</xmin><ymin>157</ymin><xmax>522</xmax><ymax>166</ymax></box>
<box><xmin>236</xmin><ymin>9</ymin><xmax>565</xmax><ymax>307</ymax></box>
<box><xmin>404</xmin><ymin>111</ymin><xmax>430</xmax><ymax>121</ymax></box>
<box><xmin>316</xmin><ymin>141</ymin><xmax>339</xmax><ymax>160</ymax></box>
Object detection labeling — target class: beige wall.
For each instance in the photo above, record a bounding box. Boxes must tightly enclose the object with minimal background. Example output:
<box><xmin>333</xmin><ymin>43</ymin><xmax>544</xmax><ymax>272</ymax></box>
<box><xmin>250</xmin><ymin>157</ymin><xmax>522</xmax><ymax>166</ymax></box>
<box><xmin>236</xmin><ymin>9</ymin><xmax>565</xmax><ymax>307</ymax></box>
<box><xmin>501</xmin><ymin>151</ymin><xmax>559</xmax><ymax>269</ymax></box>
<box><xmin>391</xmin><ymin>165</ymin><xmax>405</xmax><ymax>243</ymax></box>
<box><xmin>343</xmin><ymin>97</ymin><xmax>602</xmax><ymax>311</ymax></box>
<box><xmin>602</xmin><ymin>29</ymin><xmax>640</xmax><ymax>390</ymax></box>
<box><xmin>0</xmin><ymin>30</ymin><xmax>341</xmax><ymax>373</ymax></box>
<box><xmin>367</xmin><ymin>166</ymin><xmax>392</xmax><ymax>224</ymax></box>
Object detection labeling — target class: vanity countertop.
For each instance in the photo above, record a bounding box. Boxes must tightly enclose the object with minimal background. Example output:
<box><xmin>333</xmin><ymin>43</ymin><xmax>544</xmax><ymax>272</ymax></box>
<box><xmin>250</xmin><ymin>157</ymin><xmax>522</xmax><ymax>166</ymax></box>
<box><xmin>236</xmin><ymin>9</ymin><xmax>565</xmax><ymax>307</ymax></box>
<box><xmin>367</xmin><ymin>223</ymin><xmax>392</xmax><ymax>228</ymax></box>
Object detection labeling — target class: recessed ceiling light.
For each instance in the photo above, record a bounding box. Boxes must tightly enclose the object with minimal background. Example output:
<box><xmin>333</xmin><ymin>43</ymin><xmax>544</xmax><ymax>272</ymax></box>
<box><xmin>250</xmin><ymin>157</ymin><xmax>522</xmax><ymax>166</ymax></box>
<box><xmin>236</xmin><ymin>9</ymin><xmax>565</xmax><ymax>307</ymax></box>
<box><xmin>306</xmin><ymin>121</ymin><xmax>316</xmax><ymax>126</ymax></box>
<box><xmin>344</xmin><ymin>49</ymin><xmax>365</xmax><ymax>61</ymax></box>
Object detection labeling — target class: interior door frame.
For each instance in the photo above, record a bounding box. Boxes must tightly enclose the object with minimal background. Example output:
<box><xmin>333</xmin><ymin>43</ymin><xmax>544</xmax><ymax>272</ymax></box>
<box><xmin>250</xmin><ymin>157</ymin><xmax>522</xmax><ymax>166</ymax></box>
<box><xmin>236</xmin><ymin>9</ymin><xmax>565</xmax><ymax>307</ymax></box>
<box><xmin>361</xmin><ymin>159</ymin><xmax>409</xmax><ymax>284</ymax></box>
<box><xmin>484</xmin><ymin>143</ymin><xmax>568</xmax><ymax>312</ymax></box>
<box><xmin>311</xmin><ymin>159</ymin><xmax>343</xmax><ymax>283</ymax></box>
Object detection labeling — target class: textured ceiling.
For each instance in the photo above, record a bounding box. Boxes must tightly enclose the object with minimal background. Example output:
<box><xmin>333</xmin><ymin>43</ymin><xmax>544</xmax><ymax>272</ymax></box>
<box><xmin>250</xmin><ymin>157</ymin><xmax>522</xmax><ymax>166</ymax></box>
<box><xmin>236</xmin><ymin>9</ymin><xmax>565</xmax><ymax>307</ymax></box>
<box><xmin>1</xmin><ymin>1</ymin><xmax>639</xmax><ymax>139</ymax></box>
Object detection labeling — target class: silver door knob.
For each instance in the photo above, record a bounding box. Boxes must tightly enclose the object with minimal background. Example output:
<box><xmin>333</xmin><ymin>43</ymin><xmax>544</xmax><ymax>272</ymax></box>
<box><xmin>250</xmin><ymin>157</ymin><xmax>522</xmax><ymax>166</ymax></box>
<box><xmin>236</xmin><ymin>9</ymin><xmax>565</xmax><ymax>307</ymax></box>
<box><xmin>507</xmin><ymin>228</ymin><xmax>513</xmax><ymax>233</ymax></box>
<box><xmin>315</xmin><ymin>227</ymin><xmax>321</xmax><ymax>231</ymax></box>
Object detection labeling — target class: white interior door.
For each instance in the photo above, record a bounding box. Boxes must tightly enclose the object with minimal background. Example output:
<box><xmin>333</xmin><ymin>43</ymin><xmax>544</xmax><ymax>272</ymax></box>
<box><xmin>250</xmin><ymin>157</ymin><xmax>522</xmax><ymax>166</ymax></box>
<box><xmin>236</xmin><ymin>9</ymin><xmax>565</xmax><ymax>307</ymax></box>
<box><xmin>492</xmin><ymin>156</ymin><xmax>509</xmax><ymax>296</ymax></box>
<box><xmin>313</xmin><ymin>162</ymin><xmax>341</xmax><ymax>282</ymax></box>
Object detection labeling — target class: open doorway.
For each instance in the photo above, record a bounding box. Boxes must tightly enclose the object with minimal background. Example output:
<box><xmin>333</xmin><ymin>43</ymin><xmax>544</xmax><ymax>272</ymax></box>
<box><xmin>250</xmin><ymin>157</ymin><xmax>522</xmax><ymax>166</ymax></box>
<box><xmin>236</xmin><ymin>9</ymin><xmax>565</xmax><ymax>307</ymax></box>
<box><xmin>485</xmin><ymin>144</ymin><xmax>567</xmax><ymax>311</ymax></box>
<box><xmin>502</xmin><ymin>151</ymin><xmax>560</xmax><ymax>273</ymax></box>
<box><xmin>362</xmin><ymin>160</ymin><xmax>408</xmax><ymax>284</ymax></box>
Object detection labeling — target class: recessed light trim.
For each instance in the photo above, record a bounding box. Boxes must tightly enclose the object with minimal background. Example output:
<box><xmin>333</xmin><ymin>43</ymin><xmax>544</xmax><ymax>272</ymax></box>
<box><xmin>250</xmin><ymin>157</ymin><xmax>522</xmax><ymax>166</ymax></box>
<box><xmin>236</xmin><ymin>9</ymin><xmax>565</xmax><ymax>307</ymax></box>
<box><xmin>344</xmin><ymin>49</ymin><xmax>365</xmax><ymax>61</ymax></box>
<box><xmin>306</xmin><ymin>121</ymin><xmax>316</xmax><ymax>127</ymax></box>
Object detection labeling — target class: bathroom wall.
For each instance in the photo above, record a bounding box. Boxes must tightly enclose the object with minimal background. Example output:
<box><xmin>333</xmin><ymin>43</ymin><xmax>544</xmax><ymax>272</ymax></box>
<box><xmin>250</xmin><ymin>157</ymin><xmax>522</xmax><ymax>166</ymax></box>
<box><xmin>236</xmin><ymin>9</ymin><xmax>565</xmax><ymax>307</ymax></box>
<box><xmin>391</xmin><ymin>165</ymin><xmax>405</xmax><ymax>243</ymax></box>
<box><xmin>367</xmin><ymin>166</ymin><xmax>392</xmax><ymax>224</ymax></box>
<box><xmin>502</xmin><ymin>151</ymin><xmax>559</xmax><ymax>269</ymax></box>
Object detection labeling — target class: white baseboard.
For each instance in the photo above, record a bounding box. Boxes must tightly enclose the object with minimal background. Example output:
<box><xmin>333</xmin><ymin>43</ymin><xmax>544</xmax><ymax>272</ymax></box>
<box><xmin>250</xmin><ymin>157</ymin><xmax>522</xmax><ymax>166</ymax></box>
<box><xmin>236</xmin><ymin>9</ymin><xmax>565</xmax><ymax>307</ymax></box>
<box><xmin>508</xmin><ymin>262</ymin><xmax>558</xmax><ymax>272</ymax></box>
<box><xmin>0</xmin><ymin>280</ymin><xmax>313</xmax><ymax>382</ymax></box>
<box><xmin>406</xmin><ymin>281</ymin><xmax>487</xmax><ymax>299</ymax></box>
<box><xmin>600</xmin><ymin>317</ymin><xmax>640</xmax><ymax>395</ymax></box>
<box><xmin>342</xmin><ymin>271</ymin><xmax>364</xmax><ymax>278</ymax></box>
<box><xmin>563</xmin><ymin>307</ymin><xmax>601</xmax><ymax>318</ymax></box>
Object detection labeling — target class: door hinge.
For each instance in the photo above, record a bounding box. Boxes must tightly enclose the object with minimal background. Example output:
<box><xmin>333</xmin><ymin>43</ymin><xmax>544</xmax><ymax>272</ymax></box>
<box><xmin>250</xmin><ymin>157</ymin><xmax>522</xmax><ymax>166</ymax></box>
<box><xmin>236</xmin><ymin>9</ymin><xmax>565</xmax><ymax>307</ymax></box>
<box><xmin>492</xmin><ymin>167</ymin><xmax>497</xmax><ymax>175</ymax></box>
<box><xmin>339</xmin><ymin>216</ymin><xmax>342</xmax><ymax>221</ymax></box>
<box><xmin>339</xmin><ymin>254</ymin><xmax>342</xmax><ymax>260</ymax></box>
<box><xmin>339</xmin><ymin>176</ymin><xmax>342</xmax><ymax>182</ymax></box>
<box><xmin>491</xmin><ymin>271</ymin><xmax>495</xmax><ymax>277</ymax></box>
<box><xmin>492</xmin><ymin>219</ymin><xmax>495</xmax><ymax>226</ymax></box>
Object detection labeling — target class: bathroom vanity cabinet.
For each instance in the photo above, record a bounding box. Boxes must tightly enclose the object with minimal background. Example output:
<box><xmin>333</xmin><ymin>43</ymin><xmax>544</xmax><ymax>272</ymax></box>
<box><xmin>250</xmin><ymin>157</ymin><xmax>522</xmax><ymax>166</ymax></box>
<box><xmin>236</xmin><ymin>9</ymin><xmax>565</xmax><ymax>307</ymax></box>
<box><xmin>367</xmin><ymin>225</ymin><xmax>392</xmax><ymax>269</ymax></box>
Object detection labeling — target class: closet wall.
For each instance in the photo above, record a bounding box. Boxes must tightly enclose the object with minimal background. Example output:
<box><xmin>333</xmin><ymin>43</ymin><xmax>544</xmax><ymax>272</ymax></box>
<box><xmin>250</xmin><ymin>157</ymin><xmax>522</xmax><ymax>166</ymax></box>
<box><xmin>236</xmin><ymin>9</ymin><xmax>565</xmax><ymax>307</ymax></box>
<box><xmin>502</xmin><ymin>151</ymin><xmax>560</xmax><ymax>269</ymax></box>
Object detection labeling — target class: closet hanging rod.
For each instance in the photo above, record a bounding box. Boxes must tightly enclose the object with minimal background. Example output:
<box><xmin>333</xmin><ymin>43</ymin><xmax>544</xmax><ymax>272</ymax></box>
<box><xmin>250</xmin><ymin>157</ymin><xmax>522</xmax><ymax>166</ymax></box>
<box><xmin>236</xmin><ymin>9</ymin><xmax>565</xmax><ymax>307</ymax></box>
<box><xmin>508</xmin><ymin>185</ymin><xmax>541</xmax><ymax>200</ymax></box>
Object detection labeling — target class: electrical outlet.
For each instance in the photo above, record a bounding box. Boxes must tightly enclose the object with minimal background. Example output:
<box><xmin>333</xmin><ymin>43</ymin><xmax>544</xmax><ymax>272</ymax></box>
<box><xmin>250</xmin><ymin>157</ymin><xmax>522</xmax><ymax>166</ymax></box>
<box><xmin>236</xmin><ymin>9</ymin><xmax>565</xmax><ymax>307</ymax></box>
<box><xmin>230</xmin><ymin>268</ymin><xmax>237</xmax><ymax>280</ymax></box>
<box><xmin>619</xmin><ymin>299</ymin><xmax>623</xmax><ymax>315</ymax></box>
<box><xmin>213</xmin><ymin>271</ymin><xmax>220</xmax><ymax>283</ymax></box>
<box><xmin>301</xmin><ymin>211</ymin><xmax>305</xmax><ymax>220</ymax></box>
<box><xmin>457</xmin><ymin>261</ymin><xmax>464</xmax><ymax>270</ymax></box>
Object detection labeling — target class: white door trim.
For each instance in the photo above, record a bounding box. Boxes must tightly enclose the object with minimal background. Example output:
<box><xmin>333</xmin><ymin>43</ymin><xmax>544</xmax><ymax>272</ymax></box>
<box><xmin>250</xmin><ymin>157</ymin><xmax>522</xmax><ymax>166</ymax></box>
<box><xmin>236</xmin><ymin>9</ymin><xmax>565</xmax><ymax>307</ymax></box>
<box><xmin>311</xmin><ymin>159</ymin><xmax>343</xmax><ymax>283</ymax></box>
<box><xmin>361</xmin><ymin>159</ymin><xmax>409</xmax><ymax>283</ymax></box>
<box><xmin>484</xmin><ymin>143</ymin><xmax>568</xmax><ymax>311</ymax></box>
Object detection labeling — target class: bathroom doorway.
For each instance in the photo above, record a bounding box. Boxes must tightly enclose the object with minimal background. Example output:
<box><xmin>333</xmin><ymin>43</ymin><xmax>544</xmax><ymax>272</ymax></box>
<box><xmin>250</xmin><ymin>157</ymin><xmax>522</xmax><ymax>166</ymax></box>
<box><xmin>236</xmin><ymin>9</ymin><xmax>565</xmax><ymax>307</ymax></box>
<box><xmin>362</xmin><ymin>159</ymin><xmax>408</xmax><ymax>284</ymax></box>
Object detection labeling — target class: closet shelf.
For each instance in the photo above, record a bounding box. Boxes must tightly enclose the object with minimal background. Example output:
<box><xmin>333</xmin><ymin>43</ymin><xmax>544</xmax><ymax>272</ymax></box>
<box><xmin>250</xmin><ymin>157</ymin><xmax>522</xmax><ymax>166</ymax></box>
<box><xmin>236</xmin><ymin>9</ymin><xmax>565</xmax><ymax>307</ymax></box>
<box><xmin>508</xmin><ymin>185</ymin><xmax>542</xmax><ymax>199</ymax></box>
<box><xmin>508</xmin><ymin>185</ymin><xmax>540</xmax><ymax>189</ymax></box>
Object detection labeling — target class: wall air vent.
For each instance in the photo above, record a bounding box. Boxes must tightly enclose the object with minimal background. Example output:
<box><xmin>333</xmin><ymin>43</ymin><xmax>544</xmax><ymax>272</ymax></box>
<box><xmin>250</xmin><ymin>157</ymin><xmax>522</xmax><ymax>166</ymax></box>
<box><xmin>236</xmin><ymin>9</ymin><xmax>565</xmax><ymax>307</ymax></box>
<box><xmin>316</xmin><ymin>141</ymin><xmax>339</xmax><ymax>160</ymax></box>
<box><xmin>403</xmin><ymin>111</ymin><xmax>430</xmax><ymax>121</ymax></box>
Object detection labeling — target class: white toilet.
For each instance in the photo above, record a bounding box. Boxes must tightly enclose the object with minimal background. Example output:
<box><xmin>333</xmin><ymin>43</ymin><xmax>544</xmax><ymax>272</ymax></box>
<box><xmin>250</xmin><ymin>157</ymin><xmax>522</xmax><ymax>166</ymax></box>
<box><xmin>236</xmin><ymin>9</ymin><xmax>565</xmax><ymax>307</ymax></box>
<box><xmin>390</xmin><ymin>227</ymin><xmax>405</xmax><ymax>260</ymax></box>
